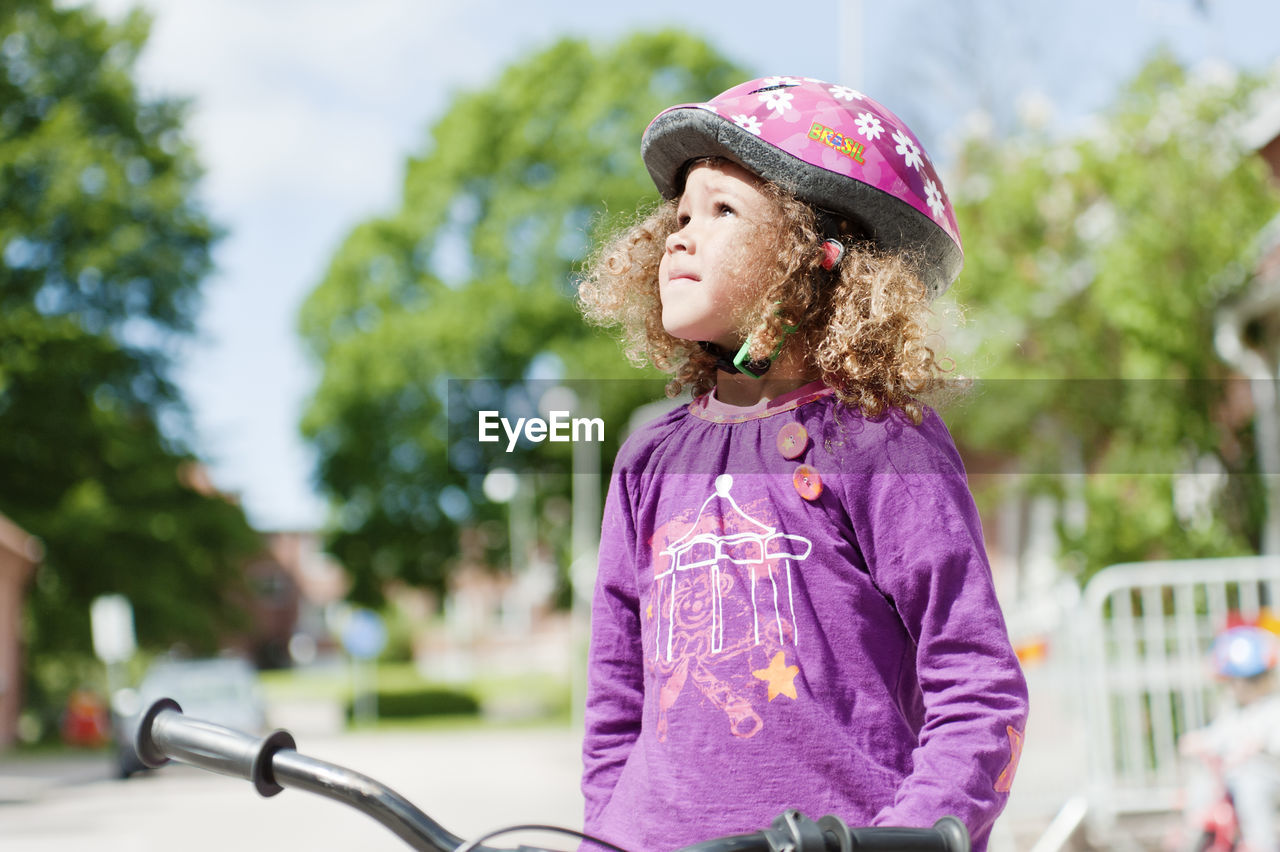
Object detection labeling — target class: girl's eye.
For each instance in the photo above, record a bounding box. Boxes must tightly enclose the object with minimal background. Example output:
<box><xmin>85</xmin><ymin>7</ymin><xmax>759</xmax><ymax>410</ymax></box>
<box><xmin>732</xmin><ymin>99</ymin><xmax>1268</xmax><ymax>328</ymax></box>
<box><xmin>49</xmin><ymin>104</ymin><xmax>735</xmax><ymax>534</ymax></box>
<box><xmin>676</xmin><ymin>213</ymin><xmax>691</xmax><ymax>227</ymax></box>
<box><xmin>715</xmin><ymin>202</ymin><xmax>736</xmax><ymax>217</ymax></box>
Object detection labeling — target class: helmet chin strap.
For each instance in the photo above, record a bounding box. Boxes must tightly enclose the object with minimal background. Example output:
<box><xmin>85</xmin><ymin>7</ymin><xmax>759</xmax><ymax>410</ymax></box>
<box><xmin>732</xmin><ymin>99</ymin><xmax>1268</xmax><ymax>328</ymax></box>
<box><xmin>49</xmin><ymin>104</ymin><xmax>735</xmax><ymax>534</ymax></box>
<box><xmin>698</xmin><ymin>340</ymin><xmax>773</xmax><ymax>378</ymax></box>
<box><xmin>697</xmin><ymin>244</ymin><xmax>839</xmax><ymax>380</ymax></box>
<box><xmin>700</xmin><ymin>315</ymin><xmax>801</xmax><ymax>380</ymax></box>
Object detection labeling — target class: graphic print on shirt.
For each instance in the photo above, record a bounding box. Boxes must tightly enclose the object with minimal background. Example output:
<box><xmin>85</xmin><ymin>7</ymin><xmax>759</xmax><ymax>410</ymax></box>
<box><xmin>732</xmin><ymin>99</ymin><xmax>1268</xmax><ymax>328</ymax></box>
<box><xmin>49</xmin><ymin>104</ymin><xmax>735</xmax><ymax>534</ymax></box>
<box><xmin>647</xmin><ymin>473</ymin><xmax>812</xmax><ymax>740</ymax></box>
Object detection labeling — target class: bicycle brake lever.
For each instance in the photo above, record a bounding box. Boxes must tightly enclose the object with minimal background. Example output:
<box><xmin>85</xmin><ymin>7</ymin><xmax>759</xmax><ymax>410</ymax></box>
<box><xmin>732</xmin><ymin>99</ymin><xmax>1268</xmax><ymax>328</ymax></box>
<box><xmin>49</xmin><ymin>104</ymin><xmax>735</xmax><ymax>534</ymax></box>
<box><xmin>764</xmin><ymin>811</ymin><xmax>828</xmax><ymax>852</ymax></box>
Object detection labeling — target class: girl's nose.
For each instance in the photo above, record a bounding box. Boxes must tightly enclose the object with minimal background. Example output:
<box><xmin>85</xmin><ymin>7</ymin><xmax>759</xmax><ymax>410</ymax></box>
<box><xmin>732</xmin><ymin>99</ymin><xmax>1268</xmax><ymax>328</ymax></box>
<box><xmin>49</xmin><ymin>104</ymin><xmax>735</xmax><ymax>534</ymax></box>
<box><xmin>666</xmin><ymin>227</ymin><xmax>690</xmax><ymax>254</ymax></box>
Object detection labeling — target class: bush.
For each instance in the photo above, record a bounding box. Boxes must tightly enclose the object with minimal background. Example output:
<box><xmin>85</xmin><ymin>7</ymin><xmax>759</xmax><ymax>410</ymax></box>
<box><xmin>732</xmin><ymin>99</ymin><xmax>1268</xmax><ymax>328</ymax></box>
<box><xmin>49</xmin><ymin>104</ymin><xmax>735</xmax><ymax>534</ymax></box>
<box><xmin>345</xmin><ymin>686</ymin><xmax>479</xmax><ymax>722</ymax></box>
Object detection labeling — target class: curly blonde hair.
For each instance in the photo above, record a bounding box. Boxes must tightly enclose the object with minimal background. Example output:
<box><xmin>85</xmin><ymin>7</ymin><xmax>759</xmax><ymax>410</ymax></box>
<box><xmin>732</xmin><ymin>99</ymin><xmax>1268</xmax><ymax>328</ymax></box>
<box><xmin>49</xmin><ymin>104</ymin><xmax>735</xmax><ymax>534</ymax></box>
<box><xmin>577</xmin><ymin>162</ymin><xmax>949</xmax><ymax>424</ymax></box>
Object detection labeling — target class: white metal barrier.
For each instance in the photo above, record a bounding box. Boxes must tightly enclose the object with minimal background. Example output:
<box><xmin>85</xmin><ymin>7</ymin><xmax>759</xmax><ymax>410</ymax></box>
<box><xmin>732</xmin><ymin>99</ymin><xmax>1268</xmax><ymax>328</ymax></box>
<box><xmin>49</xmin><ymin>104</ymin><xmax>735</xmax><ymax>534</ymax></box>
<box><xmin>1078</xmin><ymin>555</ymin><xmax>1280</xmax><ymax>834</ymax></box>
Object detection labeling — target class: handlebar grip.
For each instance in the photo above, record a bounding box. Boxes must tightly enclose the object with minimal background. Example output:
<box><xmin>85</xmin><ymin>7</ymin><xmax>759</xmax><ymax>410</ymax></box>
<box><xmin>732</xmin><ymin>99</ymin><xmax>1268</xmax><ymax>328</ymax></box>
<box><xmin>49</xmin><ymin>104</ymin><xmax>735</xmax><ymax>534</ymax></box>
<box><xmin>821</xmin><ymin>815</ymin><xmax>970</xmax><ymax>852</ymax></box>
<box><xmin>135</xmin><ymin>698</ymin><xmax>298</xmax><ymax>797</ymax></box>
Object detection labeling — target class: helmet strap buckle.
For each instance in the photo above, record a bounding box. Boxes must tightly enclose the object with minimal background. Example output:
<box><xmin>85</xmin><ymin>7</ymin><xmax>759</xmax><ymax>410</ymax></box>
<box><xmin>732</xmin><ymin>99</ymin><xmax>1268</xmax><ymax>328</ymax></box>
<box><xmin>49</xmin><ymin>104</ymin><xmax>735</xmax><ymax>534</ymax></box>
<box><xmin>730</xmin><ymin>337</ymin><xmax>777</xmax><ymax>379</ymax></box>
<box><xmin>820</xmin><ymin>238</ymin><xmax>844</xmax><ymax>271</ymax></box>
<box><xmin>701</xmin><ymin>308</ymin><xmax>800</xmax><ymax>380</ymax></box>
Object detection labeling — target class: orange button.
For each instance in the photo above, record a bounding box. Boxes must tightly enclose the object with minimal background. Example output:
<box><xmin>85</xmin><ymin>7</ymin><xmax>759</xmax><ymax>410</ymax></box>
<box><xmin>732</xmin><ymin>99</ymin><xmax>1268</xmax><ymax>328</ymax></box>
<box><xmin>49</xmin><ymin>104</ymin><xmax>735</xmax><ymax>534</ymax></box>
<box><xmin>776</xmin><ymin>422</ymin><xmax>809</xmax><ymax>460</ymax></box>
<box><xmin>793</xmin><ymin>464</ymin><xmax>822</xmax><ymax>501</ymax></box>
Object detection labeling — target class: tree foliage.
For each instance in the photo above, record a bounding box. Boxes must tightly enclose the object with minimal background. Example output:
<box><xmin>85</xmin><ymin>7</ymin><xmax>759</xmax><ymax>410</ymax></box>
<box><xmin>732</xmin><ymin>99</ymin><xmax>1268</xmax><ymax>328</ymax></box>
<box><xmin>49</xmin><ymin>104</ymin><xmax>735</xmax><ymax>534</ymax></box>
<box><xmin>947</xmin><ymin>51</ymin><xmax>1280</xmax><ymax>581</ymax></box>
<box><xmin>299</xmin><ymin>32</ymin><xmax>746</xmax><ymax>602</ymax></box>
<box><xmin>0</xmin><ymin>1</ymin><xmax>259</xmax><ymax>661</ymax></box>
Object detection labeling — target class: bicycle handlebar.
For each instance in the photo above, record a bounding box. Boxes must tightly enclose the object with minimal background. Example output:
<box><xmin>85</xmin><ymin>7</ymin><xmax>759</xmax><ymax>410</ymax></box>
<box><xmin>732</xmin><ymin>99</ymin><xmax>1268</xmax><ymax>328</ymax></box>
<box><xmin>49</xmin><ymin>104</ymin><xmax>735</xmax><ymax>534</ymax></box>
<box><xmin>134</xmin><ymin>699</ymin><xmax>969</xmax><ymax>852</ymax></box>
<box><xmin>136</xmin><ymin>698</ymin><xmax>474</xmax><ymax>852</ymax></box>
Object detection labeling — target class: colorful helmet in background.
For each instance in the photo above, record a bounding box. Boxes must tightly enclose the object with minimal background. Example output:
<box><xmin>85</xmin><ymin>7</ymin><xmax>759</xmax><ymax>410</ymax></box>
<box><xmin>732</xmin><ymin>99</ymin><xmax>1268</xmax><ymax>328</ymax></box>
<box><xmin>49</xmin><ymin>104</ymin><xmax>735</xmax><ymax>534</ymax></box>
<box><xmin>641</xmin><ymin>76</ymin><xmax>963</xmax><ymax>299</ymax></box>
<box><xmin>1212</xmin><ymin>625</ymin><xmax>1280</xmax><ymax>679</ymax></box>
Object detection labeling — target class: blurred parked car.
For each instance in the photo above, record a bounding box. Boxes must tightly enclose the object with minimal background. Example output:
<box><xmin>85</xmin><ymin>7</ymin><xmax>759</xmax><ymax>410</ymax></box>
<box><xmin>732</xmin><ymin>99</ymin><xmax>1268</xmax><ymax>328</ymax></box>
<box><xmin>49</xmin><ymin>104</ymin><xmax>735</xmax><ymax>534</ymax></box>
<box><xmin>111</xmin><ymin>656</ymin><xmax>267</xmax><ymax>778</ymax></box>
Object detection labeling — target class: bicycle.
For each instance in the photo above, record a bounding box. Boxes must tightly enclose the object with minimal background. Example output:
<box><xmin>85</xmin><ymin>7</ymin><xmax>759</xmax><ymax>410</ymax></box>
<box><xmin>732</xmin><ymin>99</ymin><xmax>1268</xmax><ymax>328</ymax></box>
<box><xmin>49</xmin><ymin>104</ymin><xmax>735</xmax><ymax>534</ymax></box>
<box><xmin>133</xmin><ymin>698</ymin><xmax>972</xmax><ymax>852</ymax></box>
<box><xmin>1174</xmin><ymin>754</ymin><xmax>1241</xmax><ymax>852</ymax></box>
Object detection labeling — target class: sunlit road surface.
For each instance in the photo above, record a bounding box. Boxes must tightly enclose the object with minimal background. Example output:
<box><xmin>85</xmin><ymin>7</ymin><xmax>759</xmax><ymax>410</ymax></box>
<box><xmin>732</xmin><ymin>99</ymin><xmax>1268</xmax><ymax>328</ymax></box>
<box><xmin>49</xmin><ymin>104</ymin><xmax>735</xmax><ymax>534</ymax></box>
<box><xmin>0</xmin><ymin>665</ymin><xmax>1118</xmax><ymax>852</ymax></box>
<box><xmin>0</xmin><ymin>725</ymin><xmax>585</xmax><ymax>852</ymax></box>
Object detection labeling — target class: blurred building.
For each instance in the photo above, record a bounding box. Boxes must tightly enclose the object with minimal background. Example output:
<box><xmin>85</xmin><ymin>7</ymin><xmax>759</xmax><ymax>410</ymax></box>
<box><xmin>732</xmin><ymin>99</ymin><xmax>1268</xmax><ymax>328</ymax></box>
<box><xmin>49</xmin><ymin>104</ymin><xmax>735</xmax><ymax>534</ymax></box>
<box><xmin>411</xmin><ymin>522</ymin><xmax>569</xmax><ymax>693</ymax></box>
<box><xmin>225</xmin><ymin>531</ymin><xmax>348</xmax><ymax>668</ymax></box>
<box><xmin>1214</xmin><ymin>93</ymin><xmax>1280</xmax><ymax>553</ymax></box>
<box><xmin>0</xmin><ymin>514</ymin><xmax>40</xmax><ymax>748</ymax></box>
<box><xmin>265</xmin><ymin>530</ymin><xmax>349</xmax><ymax>659</ymax></box>
<box><xmin>179</xmin><ymin>464</ymin><xmax>347</xmax><ymax>667</ymax></box>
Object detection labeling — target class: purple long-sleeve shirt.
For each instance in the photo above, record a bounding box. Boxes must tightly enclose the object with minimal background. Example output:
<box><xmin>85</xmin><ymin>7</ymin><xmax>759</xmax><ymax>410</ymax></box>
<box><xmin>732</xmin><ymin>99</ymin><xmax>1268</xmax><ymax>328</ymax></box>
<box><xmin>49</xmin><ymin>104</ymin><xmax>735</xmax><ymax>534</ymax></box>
<box><xmin>582</xmin><ymin>384</ymin><xmax>1028</xmax><ymax>852</ymax></box>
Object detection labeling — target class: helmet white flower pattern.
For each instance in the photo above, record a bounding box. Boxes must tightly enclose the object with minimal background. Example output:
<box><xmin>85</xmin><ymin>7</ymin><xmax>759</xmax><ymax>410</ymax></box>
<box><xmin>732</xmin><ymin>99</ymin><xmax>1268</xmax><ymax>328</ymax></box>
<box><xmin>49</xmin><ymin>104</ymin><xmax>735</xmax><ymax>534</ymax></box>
<box><xmin>758</xmin><ymin>89</ymin><xmax>795</xmax><ymax>115</ymax></box>
<box><xmin>893</xmin><ymin>129</ymin><xmax>923</xmax><ymax>171</ymax></box>
<box><xmin>732</xmin><ymin>114</ymin><xmax>763</xmax><ymax>135</ymax></box>
<box><xmin>854</xmin><ymin>112</ymin><xmax>883</xmax><ymax>140</ymax></box>
<box><xmin>828</xmin><ymin>85</ymin><xmax>863</xmax><ymax>101</ymax></box>
<box><xmin>924</xmin><ymin>179</ymin><xmax>945</xmax><ymax>220</ymax></box>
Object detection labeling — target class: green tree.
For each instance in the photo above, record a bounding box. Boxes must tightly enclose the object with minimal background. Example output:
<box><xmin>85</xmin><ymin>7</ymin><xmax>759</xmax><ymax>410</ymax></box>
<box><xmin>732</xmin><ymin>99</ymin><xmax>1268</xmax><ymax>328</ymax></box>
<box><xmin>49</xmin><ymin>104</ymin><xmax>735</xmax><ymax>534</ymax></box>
<box><xmin>0</xmin><ymin>3</ymin><xmax>259</xmax><ymax>666</ymax></box>
<box><xmin>947</xmin><ymin>51</ymin><xmax>1280</xmax><ymax>581</ymax></box>
<box><xmin>299</xmin><ymin>32</ymin><xmax>746</xmax><ymax>603</ymax></box>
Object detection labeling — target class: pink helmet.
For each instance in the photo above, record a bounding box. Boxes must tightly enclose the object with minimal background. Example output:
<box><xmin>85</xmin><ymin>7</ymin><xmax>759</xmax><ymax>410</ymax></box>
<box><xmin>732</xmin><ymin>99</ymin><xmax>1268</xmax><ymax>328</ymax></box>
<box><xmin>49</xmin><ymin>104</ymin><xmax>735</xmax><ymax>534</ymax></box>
<box><xmin>641</xmin><ymin>76</ymin><xmax>963</xmax><ymax>298</ymax></box>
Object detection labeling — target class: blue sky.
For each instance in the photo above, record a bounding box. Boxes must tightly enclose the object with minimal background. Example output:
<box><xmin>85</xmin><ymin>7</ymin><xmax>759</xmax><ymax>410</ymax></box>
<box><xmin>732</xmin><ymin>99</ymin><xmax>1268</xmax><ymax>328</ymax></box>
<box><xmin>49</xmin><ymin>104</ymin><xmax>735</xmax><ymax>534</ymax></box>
<box><xmin>82</xmin><ymin>0</ymin><xmax>1280</xmax><ymax>530</ymax></box>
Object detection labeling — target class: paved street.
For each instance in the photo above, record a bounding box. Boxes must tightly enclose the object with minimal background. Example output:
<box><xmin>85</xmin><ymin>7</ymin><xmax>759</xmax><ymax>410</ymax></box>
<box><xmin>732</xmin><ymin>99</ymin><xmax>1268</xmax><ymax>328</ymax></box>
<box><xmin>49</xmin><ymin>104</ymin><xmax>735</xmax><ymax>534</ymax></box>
<box><xmin>0</xmin><ymin>724</ymin><xmax>586</xmax><ymax>852</ymax></box>
<box><xmin>0</xmin><ymin>668</ymin><xmax>1095</xmax><ymax>852</ymax></box>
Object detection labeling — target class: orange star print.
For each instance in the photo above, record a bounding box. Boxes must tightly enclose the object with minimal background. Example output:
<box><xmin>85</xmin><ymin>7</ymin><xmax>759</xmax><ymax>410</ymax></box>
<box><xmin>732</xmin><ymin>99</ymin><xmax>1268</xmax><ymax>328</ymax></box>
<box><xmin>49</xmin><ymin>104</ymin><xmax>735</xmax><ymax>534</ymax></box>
<box><xmin>994</xmin><ymin>725</ymin><xmax>1024</xmax><ymax>793</ymax></box>
<box><xmin>752</xmin><ymin>652</ymin><xmax>799</xmax><ymax>701</ymax></box>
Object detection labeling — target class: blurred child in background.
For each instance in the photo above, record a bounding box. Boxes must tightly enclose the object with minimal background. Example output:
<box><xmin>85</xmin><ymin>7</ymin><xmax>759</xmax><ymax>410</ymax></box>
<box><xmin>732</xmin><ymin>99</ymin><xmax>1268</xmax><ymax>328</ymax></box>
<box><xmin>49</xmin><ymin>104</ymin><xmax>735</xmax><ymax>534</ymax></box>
<box><xmin>1180</xmin><ymin>623</ymin><xmax>1280</xmax><ymax>852</ymax></box>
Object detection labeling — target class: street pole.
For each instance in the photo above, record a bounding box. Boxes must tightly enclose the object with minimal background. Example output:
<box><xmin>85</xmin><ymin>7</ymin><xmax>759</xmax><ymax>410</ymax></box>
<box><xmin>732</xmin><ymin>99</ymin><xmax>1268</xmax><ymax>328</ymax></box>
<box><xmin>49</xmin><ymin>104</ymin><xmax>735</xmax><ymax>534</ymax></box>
<box><xmin>569</xmin><ymin>387</ymin><xmax>601</xmax><ymax>729</ymax></box>
<box><xmin>838</xmin><ymin>0</ymin><xmax>864</xmax><ymax>88</ymax></box>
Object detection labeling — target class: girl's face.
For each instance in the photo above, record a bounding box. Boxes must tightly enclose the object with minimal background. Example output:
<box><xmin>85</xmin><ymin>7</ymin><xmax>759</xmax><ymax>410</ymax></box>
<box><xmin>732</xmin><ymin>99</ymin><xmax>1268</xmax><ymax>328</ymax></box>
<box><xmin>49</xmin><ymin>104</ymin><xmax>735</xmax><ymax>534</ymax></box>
<box><xmin>659</xmin><ymin>160</ymin><xmax>775</xmax><ymax>348</ymax></box>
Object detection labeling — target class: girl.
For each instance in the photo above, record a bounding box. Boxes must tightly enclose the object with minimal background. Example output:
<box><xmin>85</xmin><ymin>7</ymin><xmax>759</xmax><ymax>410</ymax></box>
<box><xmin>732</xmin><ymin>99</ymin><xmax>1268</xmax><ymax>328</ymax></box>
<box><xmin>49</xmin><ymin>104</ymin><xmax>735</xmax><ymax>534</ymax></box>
<box><xmin>577</xmin><ymin>77</ymin><xmax>1029</xmax><ymax>852</ymax></box>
